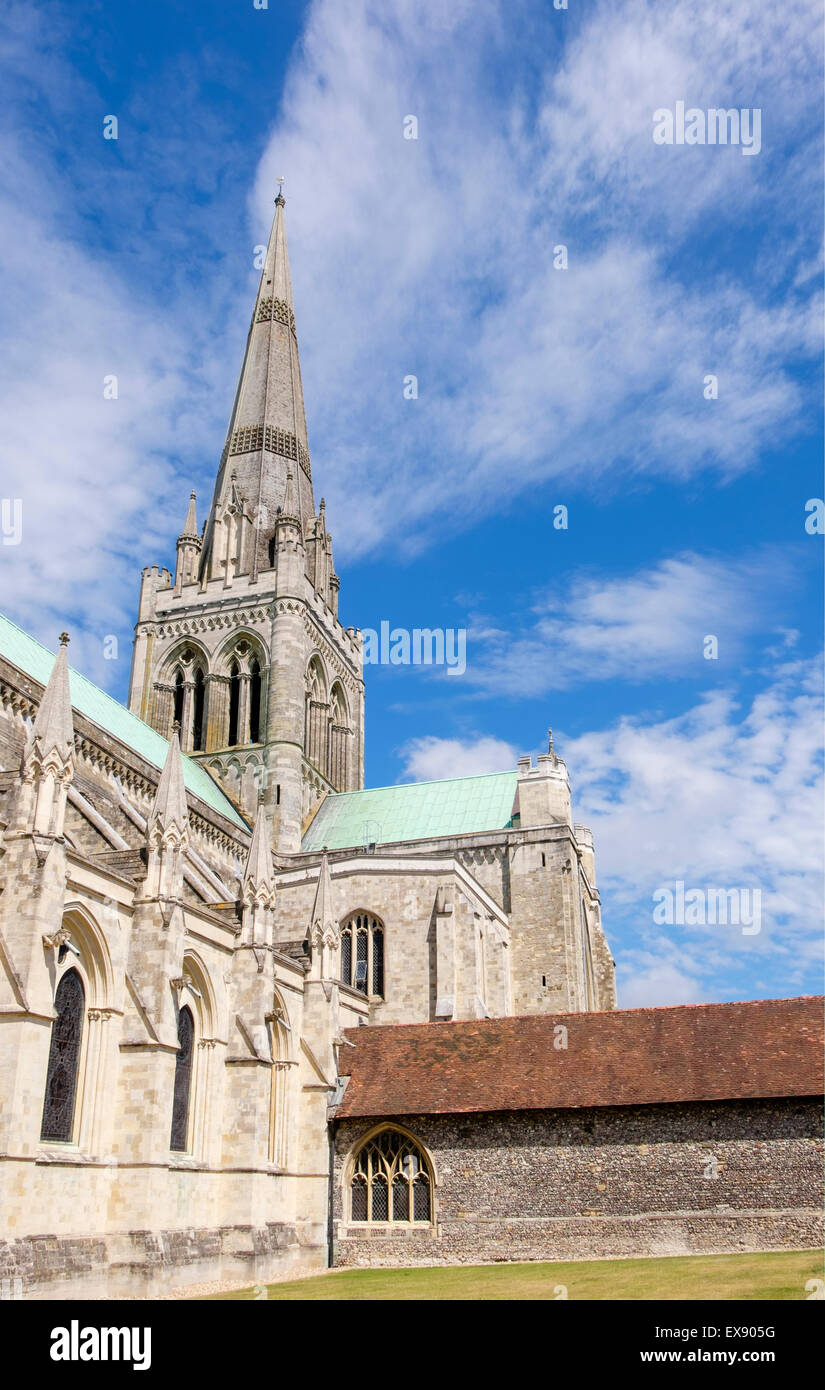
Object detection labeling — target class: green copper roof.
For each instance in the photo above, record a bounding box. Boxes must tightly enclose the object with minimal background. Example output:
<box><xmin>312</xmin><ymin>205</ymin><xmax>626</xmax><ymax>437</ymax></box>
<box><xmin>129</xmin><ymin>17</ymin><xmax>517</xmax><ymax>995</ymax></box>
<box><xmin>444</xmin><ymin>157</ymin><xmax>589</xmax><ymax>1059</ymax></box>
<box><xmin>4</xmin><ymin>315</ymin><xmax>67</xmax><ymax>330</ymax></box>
<box><xmin>302</xmin><ymin>771</ymin><xmax>518</xmax><ymax>851</ymax></box>
<box><xmin>0</xmin><ymin>613</ymin><xmax>247</xmax><ymax>831</ymax></box>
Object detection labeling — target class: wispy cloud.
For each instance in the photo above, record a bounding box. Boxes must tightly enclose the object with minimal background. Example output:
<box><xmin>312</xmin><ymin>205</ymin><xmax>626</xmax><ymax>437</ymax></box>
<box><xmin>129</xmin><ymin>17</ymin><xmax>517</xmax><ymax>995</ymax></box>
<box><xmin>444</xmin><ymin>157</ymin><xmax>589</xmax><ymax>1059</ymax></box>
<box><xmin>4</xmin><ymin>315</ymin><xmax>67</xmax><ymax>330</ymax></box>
<box><xmin>463</xmin><ymin>550</ymin><xmax>796</xmax><ymax>696</ymax></box>
<box><xmin>254</xmin><ymin>0</ymin><xmax>822</xmax><ymax>558</ymax></box>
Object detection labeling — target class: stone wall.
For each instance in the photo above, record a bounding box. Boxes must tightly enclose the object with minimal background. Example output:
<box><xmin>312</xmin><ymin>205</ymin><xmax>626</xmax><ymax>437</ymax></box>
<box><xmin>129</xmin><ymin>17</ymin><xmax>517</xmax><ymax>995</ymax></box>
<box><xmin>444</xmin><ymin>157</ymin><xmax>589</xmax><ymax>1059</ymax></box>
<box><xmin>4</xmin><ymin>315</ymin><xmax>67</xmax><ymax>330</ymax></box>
<box><xmin>332</xmin><ymin>1099</ymin><xmax>823</xmax><ymax>1267</ymax></box>
<box><xmin>276</xmin><ymin>857</ymin><xmax>511</xmax><ymax>1024</ymax></box>
<box><xmin>0</xmin><ymin>1219</ymin><xmax>324</xmax><ymax>1300</ymax></box>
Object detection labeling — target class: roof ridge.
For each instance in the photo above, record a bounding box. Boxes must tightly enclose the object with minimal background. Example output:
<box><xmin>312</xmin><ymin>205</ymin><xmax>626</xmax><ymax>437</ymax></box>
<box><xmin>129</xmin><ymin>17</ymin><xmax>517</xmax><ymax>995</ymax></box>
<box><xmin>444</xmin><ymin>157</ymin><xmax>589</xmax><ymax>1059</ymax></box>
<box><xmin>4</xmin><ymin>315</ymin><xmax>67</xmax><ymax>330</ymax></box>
<box><xmin>342</xmin><ymin>994</ymin><xmax>825</xmax><ymax>1035</ymax></box>
<box><xmin>327</xmin><ymin>768</ymin><xmax>519</xmax><ymax>798</ymax></box>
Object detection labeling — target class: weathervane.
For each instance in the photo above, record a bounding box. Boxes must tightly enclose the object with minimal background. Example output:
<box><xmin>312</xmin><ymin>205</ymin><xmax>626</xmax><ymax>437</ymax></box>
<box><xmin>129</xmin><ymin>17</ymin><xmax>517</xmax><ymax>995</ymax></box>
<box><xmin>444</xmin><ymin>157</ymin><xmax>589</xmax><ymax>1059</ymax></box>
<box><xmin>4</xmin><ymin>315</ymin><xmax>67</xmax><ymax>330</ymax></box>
<box><xmin>275</xmin><ymin>176</ymin><xmax>285</xmax><ymax>204</ymax></box>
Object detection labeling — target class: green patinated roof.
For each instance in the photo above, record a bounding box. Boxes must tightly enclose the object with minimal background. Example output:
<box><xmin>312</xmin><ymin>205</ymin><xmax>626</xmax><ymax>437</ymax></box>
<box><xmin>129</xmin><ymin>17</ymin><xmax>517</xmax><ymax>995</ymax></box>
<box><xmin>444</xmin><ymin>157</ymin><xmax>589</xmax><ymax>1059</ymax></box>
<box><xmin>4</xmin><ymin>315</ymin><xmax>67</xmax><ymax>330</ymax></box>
<box><xmin>0</xmin><ymin>613</ymin><xmax>248</xmax><ymax>831</ymax></box>
<box><xmin>302</xmin><ymin>770</ymin><xmax>518</xmax><ymax>851</ymax></box>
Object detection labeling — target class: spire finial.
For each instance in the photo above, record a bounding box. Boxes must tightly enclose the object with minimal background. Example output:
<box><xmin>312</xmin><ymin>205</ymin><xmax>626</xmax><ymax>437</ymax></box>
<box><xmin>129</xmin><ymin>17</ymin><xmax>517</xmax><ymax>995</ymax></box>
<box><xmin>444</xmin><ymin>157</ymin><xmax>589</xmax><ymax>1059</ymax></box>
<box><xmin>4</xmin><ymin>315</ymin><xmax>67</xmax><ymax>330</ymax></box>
<box><xmin>172</xmin><ymin>719</ymin><xmax>181</xmax><ymax>738</ymax></box>
<box><xmin>180</xmin><ymin>491</ymin><xmax>199</xmax><ymax>540</ymax></box>
<box><xmin>59</xmin><ymin>632</ymin><xmax>70</xmax><ymax>647</ymax></box>
<box><xmin>548</xmin><ymin>728</ymin><xmax>554</xmax><ymax>756</ymax></box>
<box><xmin>275</xmin><ymin>176</ymin><xmax>285</xmax><ymax>207</ymax></box>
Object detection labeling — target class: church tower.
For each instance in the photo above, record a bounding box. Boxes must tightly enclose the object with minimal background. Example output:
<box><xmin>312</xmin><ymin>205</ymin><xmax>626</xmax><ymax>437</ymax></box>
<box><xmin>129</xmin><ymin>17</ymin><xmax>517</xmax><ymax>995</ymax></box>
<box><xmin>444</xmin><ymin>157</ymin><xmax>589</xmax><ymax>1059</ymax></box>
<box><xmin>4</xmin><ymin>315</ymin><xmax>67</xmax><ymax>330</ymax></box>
<box><xmin>128</xmin><ymin>193</ymin><xmax>364</xmax><ymax>851</ymax></box>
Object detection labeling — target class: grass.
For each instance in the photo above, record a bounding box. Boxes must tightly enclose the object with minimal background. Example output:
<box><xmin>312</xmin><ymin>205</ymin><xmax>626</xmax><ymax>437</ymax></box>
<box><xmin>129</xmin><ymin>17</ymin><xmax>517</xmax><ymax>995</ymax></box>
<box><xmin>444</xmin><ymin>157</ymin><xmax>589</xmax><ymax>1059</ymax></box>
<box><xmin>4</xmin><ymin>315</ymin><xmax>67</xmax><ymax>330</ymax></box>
<box><xmin>203</xmin><ymin>1248</ymin><xmax>824</xmax><ymax>1300</ymax></box>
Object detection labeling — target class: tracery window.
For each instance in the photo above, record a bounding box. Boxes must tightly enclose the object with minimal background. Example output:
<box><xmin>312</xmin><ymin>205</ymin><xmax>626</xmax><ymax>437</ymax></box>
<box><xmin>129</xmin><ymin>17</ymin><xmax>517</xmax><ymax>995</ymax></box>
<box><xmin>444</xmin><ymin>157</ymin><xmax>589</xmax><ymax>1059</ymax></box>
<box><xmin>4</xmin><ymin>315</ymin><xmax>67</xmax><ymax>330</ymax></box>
<box><xmin>170</xmin><ymin>1005</ymin><xmax>194</xmax><ymax>1152</ymax></box>
<box><xmin>327</xmin><ymin>682</ymin><xmax>350</xmax><ymax>790</ymax></box>
<box><xmin>349</xmin><ymin>1129</ymin><xmax>431</xmax><ymax>1225</ymax></box>
<box><xmin>225</xmin><ymin>644</ymin><xmax>264</xmax><ymax>748</ymax></box>
<box><xmin>40</xmin><ymin>968</ymin><xmax>85</xmax><ymax>1143</ymax></box>
<box><xmin>339</xmin><ymin>913</ymin><xmax>384</xmax><ymax>997</ymax></box>
<box><xmin>305</xmin><ymin>655</ymin><xmax>329</xmax><ymax>775</ymax></box>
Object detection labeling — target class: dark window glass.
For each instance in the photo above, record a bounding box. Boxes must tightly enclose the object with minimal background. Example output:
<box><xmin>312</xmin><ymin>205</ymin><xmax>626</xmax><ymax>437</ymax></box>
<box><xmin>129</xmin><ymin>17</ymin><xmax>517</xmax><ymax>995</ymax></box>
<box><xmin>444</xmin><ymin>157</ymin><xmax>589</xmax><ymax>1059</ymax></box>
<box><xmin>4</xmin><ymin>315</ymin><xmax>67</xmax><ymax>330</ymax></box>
<box><xmin>413</xmin><ymin>1174</ymin><xmax>431</xmax><ymax>1221</ymax></box>
<box><xmin>355</xmin><ymin>928</ymin><xmax>368</xmax><ymax>993</ymax></box>
<box><xmin>371</xmin><ymin>1174</ymin><xmax>388</xmax><ymax>1221</ymax></box>
<box><xmin>192</xmin><ymin>669</ymin><xmax>205</xmax><ymax>751</ymax></box>
<box><xmin>173</xmin><ymin>671</ymin><xmax>184</xmax><ymax>730</ymax></box>
<box><xmin>249</xmin><ymin>658</ymin><xmax>261</xmax><ymax>743</ymax></box>
<box><xmin>228</xmin><ymin>662</ymin><xmax>239</xmax><ymax>746</ymax></box>
<box><xmin>392</xmin><ymin>1175</ymin><xmax>410</xmax><ymax>1222</ymax></box>
<box><xmin>170</xmin><ymin>1005</ymin><xmax>194</xmax><ymax>1152</ymax></box>
<box><xmin>340</xmin><ymin>928</ymin><xmax>352</xmax><ymax>985</ymax></box>
<box><xmin>372</xmin><ymin>928</ymin><xmax>384</xmax><ymax>998</ymax></box>
<box><xmin>40</xmin><ymin>969</ymin><xmax>85</xmax><ymax>1143</ymax></box>
<box><xmin>351</xmin><ymin>1177</ymin><xmax>367</xmax><ymax>1222</ymax></box>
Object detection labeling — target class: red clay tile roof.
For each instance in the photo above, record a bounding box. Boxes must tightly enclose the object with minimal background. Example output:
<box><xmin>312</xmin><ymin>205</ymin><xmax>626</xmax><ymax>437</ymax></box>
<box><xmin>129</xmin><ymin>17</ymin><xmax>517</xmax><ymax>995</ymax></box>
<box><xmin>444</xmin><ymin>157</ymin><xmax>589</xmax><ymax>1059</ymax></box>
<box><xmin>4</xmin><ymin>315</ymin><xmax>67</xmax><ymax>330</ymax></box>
<box><xmin>335</xmin><ymin>997</ymin><xmax>824</xmax><ymax>1118</ymax></box>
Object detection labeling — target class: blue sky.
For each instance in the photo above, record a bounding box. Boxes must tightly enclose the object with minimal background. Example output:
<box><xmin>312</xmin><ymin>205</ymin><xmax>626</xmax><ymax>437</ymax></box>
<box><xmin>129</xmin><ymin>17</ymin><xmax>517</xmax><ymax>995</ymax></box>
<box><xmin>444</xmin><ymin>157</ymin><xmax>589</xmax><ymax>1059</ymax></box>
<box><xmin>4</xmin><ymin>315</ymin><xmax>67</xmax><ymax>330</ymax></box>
<box><xmin>0</xmin><ymin>0</ymin><xmax>822</xmax><ymax>1008</ymax></box>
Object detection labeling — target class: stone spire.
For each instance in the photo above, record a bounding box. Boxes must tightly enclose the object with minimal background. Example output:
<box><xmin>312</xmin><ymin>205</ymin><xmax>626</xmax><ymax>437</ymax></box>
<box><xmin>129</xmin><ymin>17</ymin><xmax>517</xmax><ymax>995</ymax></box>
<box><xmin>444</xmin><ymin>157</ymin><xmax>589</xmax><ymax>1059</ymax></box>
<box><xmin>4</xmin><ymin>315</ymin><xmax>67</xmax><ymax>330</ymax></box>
<box><xmin>243</xmin><ymin>800</ymin><xmax>275</xmax><ymax>897</ymax></box>
<box><xmin>175</xmin><ymin>492</ymin><xmax>201</xmax><ymax>590</ymax></box>
<box><xmin>181</xmin><ymin>491</ymin><xmax>198</xmax><ymax>537</ymax></box>
<box><xmin>200</xmin><ymin>192</ymin><xmax>315</xmax><ymax>578</ymax></box>
<box><xmin>241</xmin><ymin>800</ymin><xmax>276</xmax><ymax>946</ymax></box>
<box><xmin>143</xmin><ymin>729</ymin><xmax>189</xmax><ymax>903</ymax></box>
<box><xmin>307</xmin><ymin>851</ymin><xmax>339</xmax><ymax>978</ymax></box>
<box><xmin>280</xmin><ymin>468</ymin><xmax>300</xmax><ymax>524</ymax></box>
<box><xmin>18</xmin><ymin>633</ymin><xmax>75</xmax><ymax>851</ymax></box>
<box><xmin>30</xmin><ymin>633</ymin><xmax>74</xmax><ymax>760</ymax></box>
<box><xmin>148</xmin><ymin>728</ymin><xmax>189</xmax><ymax>847</ymax></box>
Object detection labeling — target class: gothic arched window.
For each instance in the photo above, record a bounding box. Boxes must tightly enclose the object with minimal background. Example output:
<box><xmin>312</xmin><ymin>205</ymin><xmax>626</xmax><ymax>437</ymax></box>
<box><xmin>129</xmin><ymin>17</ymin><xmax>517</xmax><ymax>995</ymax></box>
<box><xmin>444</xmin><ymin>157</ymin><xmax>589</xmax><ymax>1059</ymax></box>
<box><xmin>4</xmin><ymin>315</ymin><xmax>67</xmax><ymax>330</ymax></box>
<box><xmin>327</xmin><ymin>682</ymin><xmax>349</xmax><ymax>791</ymax></box>
<box><xmin>305</xmin><ymin>656</ymin><xmax>329</xmax><ymax>775</ymax></box>
<box><xmin>228</xmin><ymin>661</ymin><xmax>240</xmax><ymax>747</ymax></box>
<box><xmin>349</xmin><ymin>1129</ymin><xmax>431</xmax><ymax>1225</ymax></box>
<box><xmin>170</xmin><ymin>1005</ymin><xmax>194</xmax><ymax>1152</ymax></box>
<box><xmin>40</xmin><ymin>968</ymin><xmax>85</xmax><ymax>1143</ymax></box>
<box><xmin>339</xmin><ymin>913</ymin><xmax>385</xmax><ymax>998</ymax></box>
<box><xmin>249</xmin><ymin>657</ymin><xmax>261</xmax><ymax>744</ymax></box>
<box><xmin>192</xmin><ymin>668</ymin><xmax>206</xmax><ymax>751</ymax></box>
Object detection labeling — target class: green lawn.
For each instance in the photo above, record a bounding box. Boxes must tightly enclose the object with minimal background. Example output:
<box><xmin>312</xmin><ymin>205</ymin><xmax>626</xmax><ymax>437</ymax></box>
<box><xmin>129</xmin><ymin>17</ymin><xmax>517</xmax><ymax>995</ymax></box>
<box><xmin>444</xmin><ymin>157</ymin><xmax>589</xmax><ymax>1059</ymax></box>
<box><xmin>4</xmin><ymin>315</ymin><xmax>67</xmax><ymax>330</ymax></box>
<box><xmin>204</xmin><ymin>1248</ymin><xmax>824</xmax><ymax>1300</ymax></box>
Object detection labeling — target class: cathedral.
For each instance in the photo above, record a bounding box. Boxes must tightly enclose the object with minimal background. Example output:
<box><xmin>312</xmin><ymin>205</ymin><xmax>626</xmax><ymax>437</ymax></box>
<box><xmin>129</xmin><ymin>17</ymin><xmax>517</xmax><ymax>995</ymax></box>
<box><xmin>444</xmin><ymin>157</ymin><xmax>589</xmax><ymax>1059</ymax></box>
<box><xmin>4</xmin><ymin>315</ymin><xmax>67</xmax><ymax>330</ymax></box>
<box><xmin>0</xmin><ymin>197</ymin><xmax>819</xmax><ymax>1299</ymax></box>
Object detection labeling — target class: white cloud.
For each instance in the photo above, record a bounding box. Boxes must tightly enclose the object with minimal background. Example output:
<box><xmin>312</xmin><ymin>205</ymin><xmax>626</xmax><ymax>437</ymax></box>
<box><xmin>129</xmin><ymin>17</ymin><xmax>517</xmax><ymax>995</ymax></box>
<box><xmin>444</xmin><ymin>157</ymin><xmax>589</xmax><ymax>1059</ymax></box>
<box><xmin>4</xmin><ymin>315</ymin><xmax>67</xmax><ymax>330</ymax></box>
<box><xmin>617</xmin><ymin>959</ymin><xmax>706</xmax><ymax>1010</ymax></box>
<box><xmin>562</xmin><ymin>654</ymin><xmax>824</xmax><ymax>1003</ymax></box>
<box><xmin>399</xmin><ymin>733</ymin><xmax>519</xmax><ymax>781</ymax></box>
<box><xmin>465</xmin><ymin>550</ymin><xmax>793</xmax><ymax>695</ymax></box>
